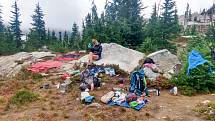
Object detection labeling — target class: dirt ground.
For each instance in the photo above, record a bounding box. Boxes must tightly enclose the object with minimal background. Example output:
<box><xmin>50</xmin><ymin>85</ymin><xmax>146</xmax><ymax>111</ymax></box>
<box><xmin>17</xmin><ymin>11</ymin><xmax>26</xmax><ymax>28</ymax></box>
<box><xmin>0</xmin><ymin>75</ymin><xmax>214</xmax><ymax>121</ymax></box>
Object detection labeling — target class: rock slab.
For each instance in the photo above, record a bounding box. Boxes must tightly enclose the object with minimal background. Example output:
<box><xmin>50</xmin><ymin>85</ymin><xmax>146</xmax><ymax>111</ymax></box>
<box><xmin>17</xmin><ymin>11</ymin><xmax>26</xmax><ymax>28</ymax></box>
<box><xmin>0</xmin><ymin>52</ymin><xmax>56</xmax><ymax>77</ymax></box>
<box><xmin>79</xmin><ymin>43</ymin><xmax>145</xmax><ymax>73</ymax></box>
<box><xmin>147</xmin><ymin>49</ymin><xmax>182</xmax><ymax>75</ymax></box>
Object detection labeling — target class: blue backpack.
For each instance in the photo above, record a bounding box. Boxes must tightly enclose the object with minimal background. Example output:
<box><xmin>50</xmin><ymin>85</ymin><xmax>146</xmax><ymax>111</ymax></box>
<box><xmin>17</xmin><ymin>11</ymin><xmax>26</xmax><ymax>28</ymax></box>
<box><xmin>129</xmin><ymin>69</ymin><xmax>147</xmax><ymax>96</ymax></box>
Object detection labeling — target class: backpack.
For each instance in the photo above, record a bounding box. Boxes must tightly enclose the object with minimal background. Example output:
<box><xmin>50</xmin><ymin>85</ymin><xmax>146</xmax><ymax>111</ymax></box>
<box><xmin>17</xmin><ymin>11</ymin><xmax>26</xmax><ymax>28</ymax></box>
<box><xmin>129</xmin><ymin>69</ymin><xmax>146</xmax><ymax>96</ymax></box>
<box><xmin>80</xmin><ymin>69</ymin><xmax>101</xmax><ymax>90</ymax></box>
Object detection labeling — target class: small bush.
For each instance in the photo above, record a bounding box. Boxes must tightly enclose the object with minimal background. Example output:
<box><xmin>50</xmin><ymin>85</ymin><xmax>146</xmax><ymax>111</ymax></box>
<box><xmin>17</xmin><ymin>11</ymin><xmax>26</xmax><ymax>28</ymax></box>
<box><xmin>10</xmin><ymin>90</ymin><xmax>39</xmax><ymax>106</ymax></box>
<box><xmin>172</xmin><ymin>63</ymin><xmax>215</xmax><ymax>96</ymax></box>
<box><xmin>194</xmin><ymin>102</ymin><xmax>215</xmax><ymax>120</ymax></box>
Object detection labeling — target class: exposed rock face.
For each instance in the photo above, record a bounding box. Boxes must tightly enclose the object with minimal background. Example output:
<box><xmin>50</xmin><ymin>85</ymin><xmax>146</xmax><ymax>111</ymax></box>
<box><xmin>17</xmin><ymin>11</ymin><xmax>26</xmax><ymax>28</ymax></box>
<box><xmin>79</xmin><ymin>43</ymin><xmax>145</xmax><ymax>73</ymax></box>
<box><xmin>147</xmin><ymin>49</ymin><xmax>182</xmax><ymax>76</ymax></box>
<box><xmin>0</xmin><ymin>52</ymin><xmax>56</xmax><ymax>77</ymax></box>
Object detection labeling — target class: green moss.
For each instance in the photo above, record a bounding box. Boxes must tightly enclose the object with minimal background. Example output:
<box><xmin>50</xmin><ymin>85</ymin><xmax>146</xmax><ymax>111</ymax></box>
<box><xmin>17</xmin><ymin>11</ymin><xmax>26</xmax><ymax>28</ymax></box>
<box><xmin>10</xmin><ymin>90</ymin><xmax>39</xmax><ymax>106</ymax></box>
<box><xmin>208</xmin><ymin>102</ymin><xmax>215</xmax><ymax>109</ymax></box>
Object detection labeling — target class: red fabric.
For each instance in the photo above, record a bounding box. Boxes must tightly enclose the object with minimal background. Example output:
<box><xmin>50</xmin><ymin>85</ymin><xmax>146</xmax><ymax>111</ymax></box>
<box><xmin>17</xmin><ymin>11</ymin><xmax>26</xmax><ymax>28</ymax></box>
<box><xmin>62</xmin><ymin>73</ymin><xmax>70</xmax><ymax>80</ymax></box>
<box><xmin>28</xmin><ymin>61</ymin><xmax>62</xmax><ymax>73</ymax></box>
<box><xmin>54</xmin><ymin>57</ymin><xmax>79</xmax><ymax>61</ymax></box>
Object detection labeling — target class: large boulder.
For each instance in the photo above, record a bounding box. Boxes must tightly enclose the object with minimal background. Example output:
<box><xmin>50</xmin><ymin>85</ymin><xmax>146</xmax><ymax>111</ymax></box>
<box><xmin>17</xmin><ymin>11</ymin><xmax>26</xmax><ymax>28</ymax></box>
<box><xmin>0</xmin><ymin>52</ymin><xmax>56</xmax><ymax>77</ymax></box>
<box><xmin>79</xmin><ymin>43</ymin><xmax>145</xmax><ymax>73</ymax></box>
<box><xmin>147</xmin><ymin>49</ymin><xmax>182</xmax><ymax>77</ymax></box>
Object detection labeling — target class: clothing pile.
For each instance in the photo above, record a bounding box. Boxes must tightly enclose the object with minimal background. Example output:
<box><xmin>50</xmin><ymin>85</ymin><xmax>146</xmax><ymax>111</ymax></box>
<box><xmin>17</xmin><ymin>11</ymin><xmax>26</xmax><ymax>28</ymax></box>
<box><xmin>81</xmin><ymin>90</ymin><xmax>95</xmax><ymax>104</ymax></box>
<box><xmin>55</xmin><ymin>53</ymin><xmax>80</xmax><ymax>61</ymax></box>
<box><xmin>101</xmin><ymin>91</ymin><xmax>148</xmax><ymax>111</ymax></box>
<box><xmin>27</xmin><ymin>60</ymin><xmax>62</xmax><ymax>73</ymax></box>
<box><xmin>79</xmin><ymin>69</ymin><xmax>101</xmax><ymax>91</ymax></box>
<box><xmin>57</xmin><ymin>77</ymin><xmax>72</xmax><ymax>93</ymax></box>
<box><xmin>88</xmin><ymin>66</ymin><xmax>116</xmax><ymax>77</ymax></box>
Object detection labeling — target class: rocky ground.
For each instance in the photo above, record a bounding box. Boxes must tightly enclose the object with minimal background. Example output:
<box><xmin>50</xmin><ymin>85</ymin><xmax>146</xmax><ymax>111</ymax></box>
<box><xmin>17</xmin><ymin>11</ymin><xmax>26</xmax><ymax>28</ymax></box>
<box><xmin>0</xmin><ymin>73</ymin><xmax>214</xmax><ymax>121</ymax></box>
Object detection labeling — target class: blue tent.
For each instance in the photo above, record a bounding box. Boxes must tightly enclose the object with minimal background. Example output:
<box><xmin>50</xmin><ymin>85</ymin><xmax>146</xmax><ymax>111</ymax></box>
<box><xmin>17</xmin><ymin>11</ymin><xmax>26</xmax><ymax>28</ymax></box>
<box><xmin>187</xmin><ymin>50</ymin><xmax>209</xmax><ymax>75</ymax></box>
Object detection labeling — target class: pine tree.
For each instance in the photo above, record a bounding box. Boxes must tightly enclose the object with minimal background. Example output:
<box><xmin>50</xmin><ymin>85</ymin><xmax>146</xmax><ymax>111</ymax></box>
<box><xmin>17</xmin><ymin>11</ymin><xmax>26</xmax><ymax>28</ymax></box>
<box><xmin>147</xmin><ymin>3</ymin><xmax>160</xmax><ymax>39</ymax></box>
<box><xmin>51</xmin><ymin>30</ymin><xmax>57</xmax><ymax>40</ymax></box>
<box><xmin>31</xmin><ymin>3</ymin><xmax>46</xmax><ymax>44</ymax></box>
<box><xmin>59</xmin><ymin>31</ymin><xmax>62</xmax><ymax>42</ymax></box>
<box><xmin>160</xmin><ymin>0</ymin><xmax>177</xmax><ymax>39</ymax></box>
<box><xmin>184</xmin><ymin>3</ymin><xmax>189</xmax><ymax>22</ymax></box>
<box><xmin>10</xmin><ymin>1</ymin><xmax>22</xmax><ymax>48</ymax></box>
<box><xmin>71</xmin><ymin>23</ymin><xmax>81</xmax><ymax>50</ymax></box>
<box><xmin>46</xmin><ymin>29</ymin><xmax>51</xmax><ymax>44</ymax></box>
<box><xmin>0</xmin><ymin>4</ymin><xmax>4</xmax><ymax>32</ymax></box>
<box><xmin>63</xmin><ymin>30</ymin><xmax>69</xmax><ymax>47</ymax></box>
<box><xmin>188</xmin><ymin>9</ymin><xmax>192</xmax><ymax>21</ymax></box>
<box><xmin>172</xmin><ymin>6</ymin><xmax>180</xmax><ymax>35</ymax></box>
<box><xmin>103</xmin><ymin>0</ymin><xmax>145</xmax><ymax>48</ymax></box>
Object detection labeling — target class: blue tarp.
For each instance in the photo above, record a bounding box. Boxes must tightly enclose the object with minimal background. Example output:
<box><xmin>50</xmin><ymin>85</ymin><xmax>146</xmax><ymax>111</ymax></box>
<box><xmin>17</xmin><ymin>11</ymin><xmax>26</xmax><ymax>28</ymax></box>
<box><xmin>187</xmin><ymin>50</ymin><xmax>208</xmax><ymax>75</ymax></box>
<box><xmin>108</xmin><ymin>100</ymin><xmax>148</xmax><ymax>111</ymax></box>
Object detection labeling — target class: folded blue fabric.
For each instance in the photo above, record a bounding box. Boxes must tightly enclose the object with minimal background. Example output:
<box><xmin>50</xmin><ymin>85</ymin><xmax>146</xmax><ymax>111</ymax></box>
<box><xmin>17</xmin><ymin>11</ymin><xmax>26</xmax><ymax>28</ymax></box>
<box><xmin>108</xmin><ymin>100</ymin><xmax>147</xmax><ymax>111</ymax></box>
<box><xmin>85</xmin><ymin>96</ymin><xmax>95</xmax><ymax>103</ymax></box>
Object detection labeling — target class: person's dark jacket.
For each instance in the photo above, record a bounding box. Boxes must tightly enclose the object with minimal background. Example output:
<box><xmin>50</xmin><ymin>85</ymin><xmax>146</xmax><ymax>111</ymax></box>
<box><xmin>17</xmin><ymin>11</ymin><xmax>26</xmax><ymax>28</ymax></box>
<box><xmin>90</xmin><ymin>44</ymin><xmax>102</xmax><ymax>59</ymax></box>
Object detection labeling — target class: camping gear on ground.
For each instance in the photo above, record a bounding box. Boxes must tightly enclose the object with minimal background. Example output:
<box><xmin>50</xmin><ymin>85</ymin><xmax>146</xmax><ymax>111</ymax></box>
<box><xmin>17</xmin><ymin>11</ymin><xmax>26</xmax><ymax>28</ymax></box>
<box><xmin>62</xmin><ymin>73</ymin><xmax>70</xmax><ymax>80</ymax></box>
<box><xmin>54</xmin><ymin>54</ymin><xmax>80</xmax><ymax>61</ymax></box>
<box><xmin>148</xmin><ymin>89</ymin><xmax>160</xmax><ymax>96</ymax></box>
<box><xmin>129</xmin><ymin>101</ymin><xmax>139</xmax><ymax>108</ymax></box>
<box><xmin>40</xmin><ymin>83</ymin><xmax>50</xmax><ymax>89</ymax></box>
<box><xmin>28</xmin><ymin>60</ymin><xmax>62</xmax><ymax>73</ymax></box>
<box><xmin>59</xmin><ymin>83</ymin><xmax>69</xmax><ymax>93</ymax></box>
<box><xmin>117</xmin><ymin>78</ymin><xmax>125</xmax><ymax>84</ymax></box>
<box><xmin>119</xmin><ymin>84</ymin><xmax>124</xmax><ymax>88</ymax></box>
<box><xmin>104</xmin><ymin>67</ymin><xmax>116</xmax><ymax>76</ymax></box>
<box><xmin>58</xmin><ymin>77</ymin><xmax>72</xmax><ymax>93</ymax></box>
<box><xmin>80</xmin><ymin>69</ymin><xmax>101</xmax><ymax>90</ymax></box>
<box><xmin>102</xmin><ymin>91</ymin><xmax>148</xmax><ymax>111</ymax></box>
<box><xmin>125</xmin><ymin>93</ymin><xmax>137</xmax><ymax>103</ymax></box>
<box><xmin>101</xmin><ymin>91</ymin><xmax>115</xmax><ymax>104</ymax></box>
<box><xmin>187</xmin><ymin>50</ymin><xmax>211</xmax><ymax>75</ymax></box>
<box><xmin>101</xmin><ymin>93</ymin><xmax>112</xmax><ymax>104</ymax></box>
<box><xmin>129</xmin><ymin>69</ymin><xmax>147</xmax><ymax>96</ymax></box>
<box><xmin>93</xmin><ymin>77</ymin><xmax>101</xmax><ymax>87</ymax></box>
<box><xmin>89</xmin><ymin>66</ymin><xmax>105</xmax><ymax>76</ymax></box>
<box><xmin>81</xmin><ymin>91</ymin><xmax>95</xmax><ymax>104</ymax></box>
<box><xmin>170</xmin><ymin>87</ymin><xmax>178</xmax><ymax>95</ymax></box>
<box><xmin>108</xmin><ymin>98</ymin><xmax>148</xmax><ymax>111</ymax></box>
<box><xmin>67</xmin><ymin>70</ymin><xmax>81</xmax><ymax>75</ymax></box>
<box><xmin>80</xmin><ymin>82</ymin><xmax>90</xmax><ymax>91</ymax></box>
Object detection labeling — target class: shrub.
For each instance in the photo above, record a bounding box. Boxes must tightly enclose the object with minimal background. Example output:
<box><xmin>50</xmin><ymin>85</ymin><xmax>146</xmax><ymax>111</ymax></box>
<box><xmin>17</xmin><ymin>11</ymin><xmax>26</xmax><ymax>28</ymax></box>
<box><xmin>172</xmin><ymin>35</ymin><xmax>215</xmax><ymax>96</ymax></box>
<box><xmin>10</xmin><ymin>90</ymin><xmax>39</xmax><ymax>106</ymax></box>
<box><xmin>194</xmin><ymin>102</ymin><xmax>215</xmax><ymax>120</ymax></box>
<box><xmin>172</xmin><ymin>60</ymin><xmax>215</xmax><ymax>96</ymax></box>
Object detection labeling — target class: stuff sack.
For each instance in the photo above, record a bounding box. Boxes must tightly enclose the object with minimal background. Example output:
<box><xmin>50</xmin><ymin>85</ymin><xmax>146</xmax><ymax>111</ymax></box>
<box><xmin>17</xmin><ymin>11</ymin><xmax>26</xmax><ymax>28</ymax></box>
<box><xmin>93</xmin><ymin>77</ymin><xmax>101</xmax><ymax>87</ymax></box>
<box><xmin>125</xmin><ymin>93</ymin><xmax>137</xmax><ymax>103</ymax></box>
<box><xmin>101</xmin><ymin>91</ymin><xmax>115</xmax><ymax>104</ymax></box>
<box><xmin>80</xmin><ymin>82</ymin><xmax>90</xmax><ymax>91</ymax></box>
<box><xmin>129</xmin><ymin>69</ymin><xmax>146</xmax><ymax>96</ymax></box>
<box><xmin>80</xmin><ymin>69</ymin><xmax>101</xmax><ymax>90</ymax></box>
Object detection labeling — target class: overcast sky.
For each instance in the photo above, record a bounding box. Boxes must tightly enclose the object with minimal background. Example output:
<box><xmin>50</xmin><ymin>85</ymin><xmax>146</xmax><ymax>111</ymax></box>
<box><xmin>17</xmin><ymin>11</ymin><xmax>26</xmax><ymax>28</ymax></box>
<box><xmin>1</xmin><ymin>0</ymin><xmax>214</xmax><ymax>31</ymax></box>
